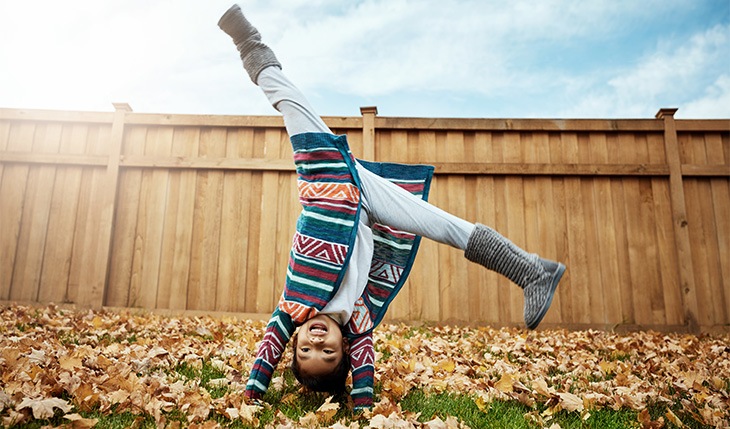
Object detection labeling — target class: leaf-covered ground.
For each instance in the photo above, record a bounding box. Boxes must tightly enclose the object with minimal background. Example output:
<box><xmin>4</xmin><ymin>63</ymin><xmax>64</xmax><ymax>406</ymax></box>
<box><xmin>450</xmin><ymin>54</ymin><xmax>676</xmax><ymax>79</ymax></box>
<box><xmin>0</xmin><ymin>304</ymin><xmax>728</xmax><ymax>428</ymax></box>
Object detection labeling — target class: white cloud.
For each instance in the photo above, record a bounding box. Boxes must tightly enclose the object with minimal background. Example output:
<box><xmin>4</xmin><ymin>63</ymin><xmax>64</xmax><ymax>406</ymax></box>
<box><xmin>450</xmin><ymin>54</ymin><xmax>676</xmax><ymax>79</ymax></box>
<box><xmin>556</xmin><ymin>23</ymin><xmax>730</xmax><ymax>118</ymax></box>
<box><xmin>680</xmin><ymin>74</ymin><xmax>730</xmax><ymax>119</ymax></box>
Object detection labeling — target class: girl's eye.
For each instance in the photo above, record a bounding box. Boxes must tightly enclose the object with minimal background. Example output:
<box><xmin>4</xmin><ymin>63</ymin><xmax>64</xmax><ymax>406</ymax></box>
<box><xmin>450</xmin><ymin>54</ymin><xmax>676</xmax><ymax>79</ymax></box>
<box><xmin>301</xmin><ymin>347</ymin><xmax>310</xmax><ymax>352</ymax></box>
<box><xmin>324</xmin><ymin>350</ymin><xmax>334</xmax><ymax>354</ymax></box>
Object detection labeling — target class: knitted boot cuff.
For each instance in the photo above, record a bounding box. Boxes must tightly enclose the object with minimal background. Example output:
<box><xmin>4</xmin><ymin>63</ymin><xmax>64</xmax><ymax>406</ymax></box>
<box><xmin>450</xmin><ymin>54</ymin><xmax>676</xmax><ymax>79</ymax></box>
<box><xmin>218</xmin><ymin>4</ymin><xmax>260</xmax><ymax>46</ymax></box>
<box><xmin>464</xmin><ymin>223</ymin><xmax>541</xmax><ymax>288</ymax></box>
<box><xmin>239</xmin><ymin>41</ymin><xmax>281</xmax><ymax>84</ymax></box>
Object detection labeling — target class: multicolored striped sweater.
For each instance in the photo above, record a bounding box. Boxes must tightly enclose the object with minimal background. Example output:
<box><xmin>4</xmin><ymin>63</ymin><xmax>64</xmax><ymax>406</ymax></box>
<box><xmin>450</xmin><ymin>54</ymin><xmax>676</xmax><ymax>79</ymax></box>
<box><xmin>244</xmin><ymin>132</ymin><xmax>433</xmax><ymax>409</ymax></box>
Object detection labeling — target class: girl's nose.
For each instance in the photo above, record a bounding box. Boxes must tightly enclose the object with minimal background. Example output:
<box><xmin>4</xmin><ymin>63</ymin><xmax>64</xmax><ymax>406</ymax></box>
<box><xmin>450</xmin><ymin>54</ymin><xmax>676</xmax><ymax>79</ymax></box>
<box><xmin>310</xmin><ymin>336</ymin><xmax>323</xmax><ymax>344</ymax></box>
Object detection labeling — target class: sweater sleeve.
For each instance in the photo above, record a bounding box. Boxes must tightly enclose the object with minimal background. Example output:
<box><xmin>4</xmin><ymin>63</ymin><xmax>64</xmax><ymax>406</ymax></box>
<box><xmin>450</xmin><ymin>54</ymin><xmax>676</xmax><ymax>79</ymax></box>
<box><xmin>348</xmin><ymin>333</ymin><xmax>375</xmax><ymax>410</ymax></box>
<box><xmin>245</xmin><ymin>308</ymin><xmax>295</xmax><ymax>400</ymax></box>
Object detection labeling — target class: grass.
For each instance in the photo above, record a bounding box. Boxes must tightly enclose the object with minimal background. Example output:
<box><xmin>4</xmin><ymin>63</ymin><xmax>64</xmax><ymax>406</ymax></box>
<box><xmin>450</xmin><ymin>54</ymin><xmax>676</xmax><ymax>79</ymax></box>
<box><xmin>8</xmin><ymin>387</ymin><xmax>710</xmax><ymax>429</ymax></box>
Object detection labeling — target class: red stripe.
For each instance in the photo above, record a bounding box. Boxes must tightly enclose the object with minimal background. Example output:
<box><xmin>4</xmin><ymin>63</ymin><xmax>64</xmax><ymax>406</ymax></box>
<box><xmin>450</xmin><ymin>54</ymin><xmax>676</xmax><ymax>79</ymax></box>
<box><xmin>301</xmin><ymin>200</ymin><xmax>358</xmax><ymax>214</ymax></box>
<box><xmin>286</xmin><ymin>289</ymin><xmax>329</xmax><ymax>307</ymax></box>
<box><xmin>366</xmin><ymin>284</ymin><xmax>390</xmax><ymax>298</ymax></box>
<box><xmin>352</xmin><ymin>368</ymin><xmax>374</xmax><ymax>378</ymax></box>
<box><xmin>293</xmin><ymin>151</ymin><xmax>344</xmax><ymax>162</ymax></box>
<box><xmin>252</xmin><ymin>363</ymin><xmax>272</xmax><ymax>377</ymax></box>
<box><xmin>298</xmin><ymin>173</ymin><xmax>350</xmax><ymax>181</ymax></box>
<box><xmin>244</xmin><ymin>390</ymin><xmax>262</xmax><ymax>399</ymax></box>
<box><xmin>353</xmin><ymin>397</ymin><xmax>373</xmax><ymax>407</ymax></box>
<box><xmin>290</xmin><ymin>261</ymin><xmax>339</xmax><ymax>282</ymax></box>
<box><xmin>395</xmin><ymin>183</ymin><xmax>424</xmax><ymax>193</ymax></box>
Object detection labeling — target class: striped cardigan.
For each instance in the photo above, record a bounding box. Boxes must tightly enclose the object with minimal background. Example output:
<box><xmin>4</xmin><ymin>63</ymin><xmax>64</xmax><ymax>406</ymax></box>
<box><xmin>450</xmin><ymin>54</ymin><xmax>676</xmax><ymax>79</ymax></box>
<box><xmin>244</xmin><ymin>132</ymin><xmax>434</xmax><ymax>409</ymax></box>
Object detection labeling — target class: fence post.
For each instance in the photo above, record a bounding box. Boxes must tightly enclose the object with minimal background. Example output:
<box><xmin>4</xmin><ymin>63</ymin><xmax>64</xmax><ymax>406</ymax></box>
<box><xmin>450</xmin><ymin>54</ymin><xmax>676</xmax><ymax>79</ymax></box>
<box><xmin>656</xmin><ymin>108</ymin><xmax>699</xmax><ymax>331</ymax></box>
<box><xmin>92</xmin><ymin>102</ymin><xmax>131</xmax><ymax>307</ymax></box>
<box><xmin>360</xmin><ymin>106</ymin><xmax>378</xmax><ymax>161</ymax></box>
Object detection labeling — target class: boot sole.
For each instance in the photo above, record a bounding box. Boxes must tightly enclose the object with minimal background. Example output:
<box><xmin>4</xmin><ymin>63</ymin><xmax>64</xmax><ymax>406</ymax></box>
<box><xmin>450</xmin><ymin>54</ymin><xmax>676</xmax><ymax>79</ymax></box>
<box><xmin>526</xmin><ymin>263</ymin><xmax>565</xmax><ymax>330</ymax></box>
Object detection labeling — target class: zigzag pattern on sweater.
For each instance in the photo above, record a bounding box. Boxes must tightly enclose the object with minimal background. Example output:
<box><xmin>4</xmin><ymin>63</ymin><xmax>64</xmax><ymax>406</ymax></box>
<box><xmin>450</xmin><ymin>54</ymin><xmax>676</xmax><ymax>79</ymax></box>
<box><xmin>349</xmin><ymin>335</ymin><xmax>375</xmax><ymax>409</ymax></box>
<box><xmin>347</xmin><ymin>298</ymin><xmax>375</xmax><ymax>334</ymax></box>
<box><xmin>298</xmin><ymin>181</ymin><xmax>359</xmax><ymax>203</ymax></box>
<box><xmin>369</xmin><ymin>261</ymin><xmax>403</xmax><ymax>284</ymax></box>
<box><xmin>292</xmin><ymin>233</ymin><xmax>348</xmax><ymax>266</ymax></box>
<box><xmin>277</xmin><ymin>297</ymin><xmax>319</xmax><ymax>324</ymax></box>
<box><xmin>245</xmin><ymin>309</ymin><xmax>294</xmax><ymax>399</ymax></box>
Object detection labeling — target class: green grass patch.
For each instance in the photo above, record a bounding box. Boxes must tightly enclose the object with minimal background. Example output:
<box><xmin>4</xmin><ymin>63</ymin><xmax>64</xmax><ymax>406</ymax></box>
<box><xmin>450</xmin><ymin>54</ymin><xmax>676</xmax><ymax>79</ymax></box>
<box><xmin>5</xmin><ymin>389</ymin><xmax>713</xmax><ymax>428</ymax></box>
<box><xmin>173</xmin><ymin>360</ymin><xmax>230</xmax><ymax>399</ymax></box>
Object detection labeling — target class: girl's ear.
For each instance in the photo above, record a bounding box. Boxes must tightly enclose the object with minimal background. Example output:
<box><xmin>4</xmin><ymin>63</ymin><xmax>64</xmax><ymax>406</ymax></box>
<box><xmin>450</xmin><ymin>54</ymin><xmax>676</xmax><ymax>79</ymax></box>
<box><xmin>342</xmin><ymin>337</ymin><xmax>350</xmax><ymax>354</ymax></box>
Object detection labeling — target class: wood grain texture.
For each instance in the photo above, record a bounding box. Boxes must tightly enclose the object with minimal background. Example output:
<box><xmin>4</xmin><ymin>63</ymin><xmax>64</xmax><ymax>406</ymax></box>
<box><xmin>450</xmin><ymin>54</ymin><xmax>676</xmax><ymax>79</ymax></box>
<box><xmin>0</xmin><ymin>107</ymin><xmax>727</xmax><ymax>331</ymax></box>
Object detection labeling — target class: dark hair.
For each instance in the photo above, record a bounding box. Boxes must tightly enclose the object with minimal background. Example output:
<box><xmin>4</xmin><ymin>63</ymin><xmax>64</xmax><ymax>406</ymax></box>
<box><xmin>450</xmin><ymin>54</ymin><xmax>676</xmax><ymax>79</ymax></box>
<box><xmin>290</xmin><ymin>328</ymin><xmax>351</xmax><ymax>394</ymax></box>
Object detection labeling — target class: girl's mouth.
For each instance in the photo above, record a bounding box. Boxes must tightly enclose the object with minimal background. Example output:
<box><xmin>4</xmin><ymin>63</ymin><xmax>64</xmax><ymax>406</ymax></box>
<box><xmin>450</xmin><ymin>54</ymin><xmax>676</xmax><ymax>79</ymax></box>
<box><xmin>309</xmin><ymin>322</ymin><xmax>328</xmax><ymax>336</ymax></box>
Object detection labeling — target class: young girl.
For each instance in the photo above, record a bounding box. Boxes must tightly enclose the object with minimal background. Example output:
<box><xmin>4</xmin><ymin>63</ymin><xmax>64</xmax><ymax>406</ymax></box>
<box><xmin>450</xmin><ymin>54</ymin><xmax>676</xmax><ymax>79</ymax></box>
<box><xmin>218</xmin><ymin>4</ymin><xmax>565</xmax><ymax>410</ymax></box>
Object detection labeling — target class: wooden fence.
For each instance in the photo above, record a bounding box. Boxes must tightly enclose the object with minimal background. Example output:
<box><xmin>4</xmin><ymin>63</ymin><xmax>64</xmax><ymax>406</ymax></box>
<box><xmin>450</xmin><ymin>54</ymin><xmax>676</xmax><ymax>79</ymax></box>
<box><xmin>0</xmin><ymin>105</ymin><xmax>728</xmax><ymax>332</ymax></box>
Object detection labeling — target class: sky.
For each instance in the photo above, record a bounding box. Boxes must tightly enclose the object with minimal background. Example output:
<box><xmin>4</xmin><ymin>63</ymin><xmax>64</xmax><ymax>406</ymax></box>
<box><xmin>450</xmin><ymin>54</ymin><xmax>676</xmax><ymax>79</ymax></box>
<box><xmin>1</xmin><ymin>0</ymin><xmax>728</xmax><ymax>120</ymax></box>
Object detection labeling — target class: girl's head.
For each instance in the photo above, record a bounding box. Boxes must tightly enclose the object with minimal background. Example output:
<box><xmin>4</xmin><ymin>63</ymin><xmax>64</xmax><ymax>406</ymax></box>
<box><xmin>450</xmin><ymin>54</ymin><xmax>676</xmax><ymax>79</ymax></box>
<box><xmin>291</xmin><ymin>314</ymin><xmax>350</xmax><ymax>393</ymax></box>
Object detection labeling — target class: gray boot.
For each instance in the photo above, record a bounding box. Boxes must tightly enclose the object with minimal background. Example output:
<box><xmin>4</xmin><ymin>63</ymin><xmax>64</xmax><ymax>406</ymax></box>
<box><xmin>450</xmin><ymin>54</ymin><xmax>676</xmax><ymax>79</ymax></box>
<box><xmin>218</xmin><ymin>4</ymin><xmax>281</xmax><ymax>84</ymax></box>
<box><xmin>464</xmin><ymin>223</ymin><xmax>565</xmax><ymax>329</ymax></box>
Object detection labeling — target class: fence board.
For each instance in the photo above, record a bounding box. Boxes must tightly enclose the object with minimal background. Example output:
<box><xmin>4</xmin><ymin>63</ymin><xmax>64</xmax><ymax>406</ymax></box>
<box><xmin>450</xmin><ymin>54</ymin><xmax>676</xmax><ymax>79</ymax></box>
<box><xmin>705</xmin><ymin>133</ymin><xmax>729</xmax><ymax>325</ymax></box>
<box><xmin>1</xmin><ymin>122</ymin><xmax>35</xmax><ymax>300</ymax></box>
<box><xmin>217</xmin><ymin>128</ymin><xmax>252</xmax><ymax>313</ymax></box>
<box><xmin>11</xmin><ymin>123</ymin><xmax>62</xmax><ymax>301</ymax></box>
<box><xmin>646</xmin><ymin>132</ymin><xmax>683</xmax><ymax>325</ymax></box>
<box><xmin>254</xmin><ymin>128</ymin><xmax>283</xmax><ymax>313</ymax></box>
<box><xmin>107</xmin><ymin>126</ymin><xmax>147</xmax><ymax>306</ymax></box>
<box><xmin>66</xmin><ymin>124</ymin><xmax>111</xmax><ymax>306</ymax></box>
<box><xmin>1</xmin><ymin>106</ymin><xmax>728</xmax><ymax>332</ymax></box>
<box><xmin>577</xmin><ymin>133</ymin><xmax>603</xmax><ymax>324</ymax></box>
<box><xmin>169</xmin><ymin>127</ymin><xmax>201</xmax><ymax>310</ymax></box>
<box><xmin>38</xmin><ymin>124</ymin><xmax>87</xmax><ymax>303</ymax></box>
<box><xmin>135</xmin><ymin>126</ymin><xmax>174</xmax><ymax>308</ymax></box>
<box><xmin>188</xmin><ymin>127</ymin><xmax>226</xmax><ymax>311</ymax></box>
<box><xmin>700</xmin><ymin>134</ymin><xmax>729</xmax><ymax>325</ymax></box>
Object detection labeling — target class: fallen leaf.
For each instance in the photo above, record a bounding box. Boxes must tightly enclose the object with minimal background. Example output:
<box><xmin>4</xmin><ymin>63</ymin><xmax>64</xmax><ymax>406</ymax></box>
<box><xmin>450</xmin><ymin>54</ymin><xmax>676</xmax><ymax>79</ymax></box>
<box><xmin>59</xmin><ymin>355</ymin><xmax>84</xmax><ymax>370</ymax></box>
<box><xmin>423</xmin><ymin>416</ymin><xmax>448</xmax><ymax>428</ymax></box>
<box><xmin>637</xmin><ymin>408</ymin><xmax>664</xmax><ymax>428</ymax></box>
<box><xmin>533</xmin><ymin>378</ymin><xmax>556</xmax><ymax>397</ymax></box>
<box><xmin>64</xmin><ymin>413</ymin><xmax>99</xmax><ymax>429</ymax></box>
<box><xmin>495</xmin><ymin>373</ymin><xmax>514</xmax><ymax>393</ymax></box>
<box><xmin>17</xmin><ymin>397</ymin><xmax>73</xmax><ymax>420</ymax></box>
<box><xmin>315</xmin><ymin>396</ymin><xmax>339</xmax><ymax>424</ymax></box>
<box><xmin>298</xmin><ymin>411</ymin><xmax>318</xmax><ymax>428</ymax></box>
<box><xmin>372</xmin><ymin>397</ymin><xmax>402</xmax><ymax>417</ymax></box>
<box><xmin>437</xmin><ymin>358</ymin><xmax>456</xmax><ymax>373</ymax></box>
<box><xmin>557</xmin><ymin>392</ymin><xmax>584</xmax><ymax>412</ymax></box>
<box><xmin>189</xmin><ymin>421</ymin><xmax>220</xmax><ymax>429</ymax></box>
<box><xmin>0</xmin><ymin>391</ymin><xmax>12</xmax><ymax>412</ymax></box>
<box><xmin>664</xmin><ymin>408</ymin><xmax>685</xmax><ymax>428</ymax></box>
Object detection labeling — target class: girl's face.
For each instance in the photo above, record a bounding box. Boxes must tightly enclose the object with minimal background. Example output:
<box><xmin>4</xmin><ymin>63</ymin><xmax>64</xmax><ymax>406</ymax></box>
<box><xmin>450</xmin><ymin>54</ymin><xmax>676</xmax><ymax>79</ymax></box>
<box><xmin>295</xmin><ymin>314</ymin><xmax>349</xmax><ymax>376</ymax></box>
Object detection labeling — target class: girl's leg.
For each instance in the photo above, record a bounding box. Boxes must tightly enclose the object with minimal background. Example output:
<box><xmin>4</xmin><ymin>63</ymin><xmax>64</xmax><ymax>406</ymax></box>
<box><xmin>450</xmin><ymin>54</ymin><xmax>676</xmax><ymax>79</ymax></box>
<box><xmin>356</xmin><ymin>157</ymin><xmax>565</xmax><ymax>330</ymax></box>
<box><xmin>257</xmin><ymin>66</ymin><xmax>331</xmax><ymax>136</ymax></box>
<box><xmin>218</xmin><ymin>4</ymin><xmax>330</xmax><ymax>136</ymax></box>
<box><xmin>355</xmin><ymin>163</ymin><xmax>473</xmax><ymax>249</ymax></box>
